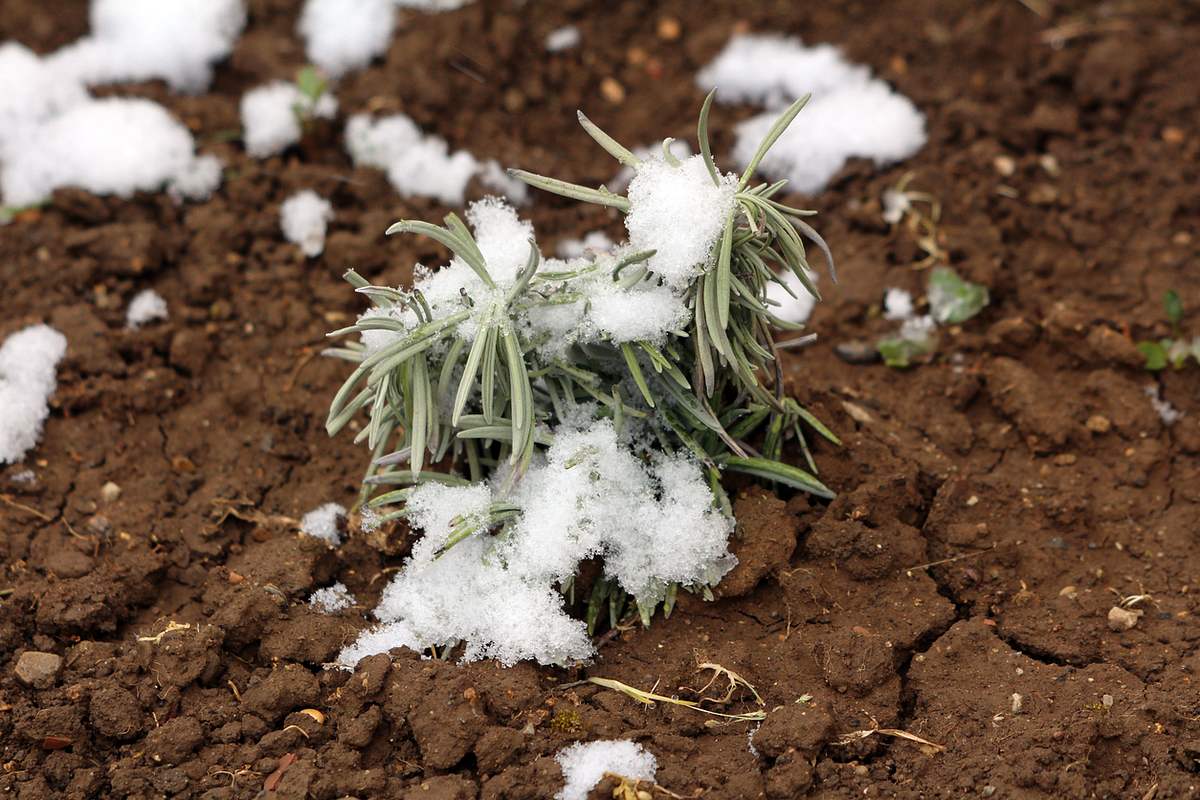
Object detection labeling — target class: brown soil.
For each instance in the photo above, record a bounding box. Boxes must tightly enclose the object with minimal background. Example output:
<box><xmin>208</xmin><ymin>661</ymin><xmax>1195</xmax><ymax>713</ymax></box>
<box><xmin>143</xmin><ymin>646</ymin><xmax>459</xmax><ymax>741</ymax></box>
<box><xmin>3</xmin><ymin>1</ymin><xmax>1200</xmax><ymax>798</ymax></box>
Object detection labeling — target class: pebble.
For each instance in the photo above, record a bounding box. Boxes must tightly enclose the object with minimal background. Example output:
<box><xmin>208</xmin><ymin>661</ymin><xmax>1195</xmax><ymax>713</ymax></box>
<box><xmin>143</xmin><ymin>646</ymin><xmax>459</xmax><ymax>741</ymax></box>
<box><xmin>834</xmin><ymin>340</ymin><xmax>880</xmax><ymax>364</ymax></box>
<box><xmin>1086</xmin><ymin>415</ymin><xmax>1111</xmax><ymax>433</ymax></box>
<box><xmin>981</xmin><ymin>787</ymin><xmax>996</xmax><ymax>798</ymax></box>
<box><xmin>15</xmin><ymin>651</ymin><xmax>63</xmax><ymax>689</ymax></box>
<box><xmin>600</xmin><ymin>77</ymin><xmax>625</xmax><ymax>104</ymax></box>
<box><xmin>100</xmin><ymin>481</ymin><xmax>121</xmax><ymax>504</ymax></box>
<box><xmin>656</xmin><ymin>17</ymin><xmax>681</xmax><ymax>40</ymax></box>
<box><xmin>1107</xmin><ymin>605</ymin><xmax>1142</xmax><ymax>632</ymax></box>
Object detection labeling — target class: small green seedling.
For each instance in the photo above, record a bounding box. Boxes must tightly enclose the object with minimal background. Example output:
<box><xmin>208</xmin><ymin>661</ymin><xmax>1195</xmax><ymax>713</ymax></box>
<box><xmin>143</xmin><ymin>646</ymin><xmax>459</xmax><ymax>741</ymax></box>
<box><xmin>876</xmin><ymin>266</ymin><xmax>987</xmax><ymax>368</ymax></box>
<box><xmin>1138</xmin><ymin>290</ymin><xmax>1200</xmax><ymax>370</ymax></box>
<box><xmin>292</xmin><ymin>65</ymin><xmax>330</xmax><ymax>130</ymax></box>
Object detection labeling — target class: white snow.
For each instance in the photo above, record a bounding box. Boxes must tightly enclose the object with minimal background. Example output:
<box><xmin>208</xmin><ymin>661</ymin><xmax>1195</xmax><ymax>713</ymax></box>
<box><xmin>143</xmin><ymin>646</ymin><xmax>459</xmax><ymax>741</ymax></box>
<box><xmin>2</xmin><ymin>97</ymin><xmax>221</xmax><ymax>207</ymax></box>
<box><xmin>346</xmin><ymin>113</ymin><xmax>526</xmax><ymax>205</ymax></box>
<box><xmin>299</xmin><ymin>0</ymin><xmax>395</xmax><ymax>78</ymax></box>
<box><xmin>1145</xmin><ymin>384</ymin><xmax>1182</xmax><ymax>426</ymax></box>
<box><xmin>0</xmin><ymin>325</ymin><xmax>68</xmax><ymax>464</ymax></box>
<box><xmin>49</xmin><ymin>0</ymin><xmax>246</xmax><ymax>93</ymax></box>
<box><xmin>557</xmin><ymin>231</ymin><xmax>614</xmax><ymax>259</ymax></box>
<box><xmin>545</xmin><ymin>25</ymin><xmax>581</xmax><ymax>53</ymax></box>
<box><xmin>0</xmin><ymin>44</ymin><xmax>88</xmax><ymax>151</ymax></box>
<box><xmin>281</xmin><ymin>190</ymin><xmax>334</xmax><ymax>257</ymax></box>
<box><xmin>300</xmin><ymin>502</ymin><xmax>347</xmax><ymax>545</ymax></box>
<box><xmin>310</xmin><ymin>582</ymin><xmax>356</xmax><ymax>612</ymax></box>
<box><xmin>337</xmin><ymin>419</ymin><xmax>734</xmax><ymax>668</ymax></box>
<box><xmin>898</xmin><ymin>314</ymin><xmax>937</xmax><ymax>347</ymax></box>
<box><xmin>765</xmin><ymin>268</ymin><xmax>818</xmax><ymax>325</ymax></box>
<box><xmin>395</xmin><ymin>0</ymin><xmax>472</xmax><ymax>8</ymax></box>
<box><xmin>700</xmin><ymin>34</ymin><xmax>925</xmax><ymax>194</ymax></box>
<box><xmin>555</xmin><ymin>741</ymin><xmax>657</xmax><ymax>800</ymax></box>
<box><xmin>883</xmin><ymin>288</ymin><xmax>914</xmax><ymax>321</ymax></box>
<box><xmin>126</xmin><ymin>289</ymin><xmax>168</xmax><ymax>329</ymax></box>
<box><xmin>168</xmin><ymin>154</ymin><xmax>223</xmax><ymax>202</ymax></box>
<box><xmin>624</xmin><ymin>154</ymin><xmax>738</xmax><ymax>288</ymax></box>
<box><xmin>241</xmin><ymin>81</ymin><xmax>337</xmax><ymax>159</ymax></box>
<box><xmin>882</xmin><ymin>187</ymin><xmax>910</xmax><ymax>224</ymax></box>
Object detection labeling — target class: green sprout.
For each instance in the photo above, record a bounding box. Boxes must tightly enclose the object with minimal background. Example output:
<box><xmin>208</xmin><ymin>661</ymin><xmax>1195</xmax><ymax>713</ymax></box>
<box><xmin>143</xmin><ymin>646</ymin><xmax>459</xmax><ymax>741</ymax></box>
<box><xmin>325</xmin><ymin>95</ymin><xmax>839</xmax><ymax>626</ymax></box>
<box><xmin>291</xmin><ymin>65</ymin><xmax>330</xmax><ymax>130</ymax></box>
<box><xmin>1138</xmin><ymin>290</ymin><xmax>1199</xmax><ymax>370</ymax></box>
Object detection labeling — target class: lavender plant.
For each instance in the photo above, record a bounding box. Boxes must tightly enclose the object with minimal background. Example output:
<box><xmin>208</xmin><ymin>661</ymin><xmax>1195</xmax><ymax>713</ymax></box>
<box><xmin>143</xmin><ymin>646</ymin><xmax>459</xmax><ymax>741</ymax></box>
<box><xmin>325</xmin><ymin>94</ymin><xmax>837</xmax><ymax>644</ymax></box>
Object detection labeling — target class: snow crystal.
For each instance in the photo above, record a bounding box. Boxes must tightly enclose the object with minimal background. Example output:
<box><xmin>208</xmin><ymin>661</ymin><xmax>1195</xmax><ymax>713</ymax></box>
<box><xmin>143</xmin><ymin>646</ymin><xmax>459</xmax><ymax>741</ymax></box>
<box><xmin>1145</xmin><ymin>384</ymin><xmax>1182</xmax><ymax>426</ymax></box>
<box><xmin>2</xmin><ymin>97</ymin><xmax>218</xmax><ymax>207</ymax></box>
<box><xmin>337</xmin><ymin>419</ymin><xmax>734</xmax><ymax>668</ymax></box>
<box><xmin>557</xmin><ymin>231</ymin><xmax>614</xmax><ymax>259</ymax></box>
<box><xmin>310</xmin><ymin>582</ymin><xmax>356</xmax><ymax>612</ymax></box>
<box><xmin>241</xmin><ymin>81</ymin><xmax>337</xmax><ymax>158</ymax></box>
<box><xmin>545</xmin><ymin>25</ymin><xmax>581</xmax><ymax>52</ymax></box>
<box><xmin>555</xmin><ymin>741</ymin><xmax>657</xmax><ymax>800</ymax></box>
<box><xmin>345</xmin><ymin>113</ymin><xmax>479</xmax><ymax>204</ymax></box>
<box><xmin>126</xmin><ymin>289</ymin><xmax>168</xmax><ymax>329</ymax></box>
<box><xmin>0</xmin><ymin>325</ymin><xmax>68</xmax><ymax>464</ymax></box>
<box><xmin>49</xmin><ymin>0</ymin><xmax>246</xmax><ymax>93</ymax></box>
<box><xmin>700</xmin><ymin>34</ymin><xmax>926</xmax><ymax>194</ymax></box>
<box><xmin>883</xmin><ymin>288</ymin><xmax>914</xmax><ymax>321</ymax></box>
<box><xmin>625</xmin><ymin>154</ymin><xmax>738</xmax><ymax>288</ymax></box>
<box><xmin>299</xmin><ymin>0</ymin><xmax>395</xmax><ymax>78</ymax></box>
<box><xmin>300</xmin><ymin>502</ymin><xmax>346</xmax><ymax>545</ymax></box>
<box><xmin>281</xmin><ymin>190</ymin><xmax>334</xmax><ymax>257</ymax></box>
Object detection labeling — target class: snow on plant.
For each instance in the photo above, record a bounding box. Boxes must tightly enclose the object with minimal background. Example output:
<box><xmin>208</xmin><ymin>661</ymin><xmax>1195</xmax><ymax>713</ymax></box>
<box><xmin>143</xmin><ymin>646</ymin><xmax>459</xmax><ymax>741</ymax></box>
<box><xmin>698</xmin><ymin>33</ymin><xmax>925</xmax><ymax>194</ymax></box>
<box><xmin>327</xmin><ymin>97</ymin><xmax>838</xmax><ymax>667</ymax></box>
<box><xmin>241</xmin><ymin>70</ymin><xmax>337</xmax><ymax>159</ymax></box>
<box><xmin>126</xmin><ymin>289</ymin><xmax>168</xmax><ymax>329</ymax></box>
<box><xmin>877</xmin><ymin>267</ymin><xmax>987</xmax><ymax>368</ymax></box>
<box><xmin>0</xmin><ymin>325</ymin><xmax>68</xmax><ymax>464</ymax></box>
<box><xmin>555</xmin><ymin>740</ymin><xmax>657</xmax><ymax>800</ymax></box>
<box><xmin>48</xmin><ymin>0</ymin><xmax>246</xmax><ymax>93</ymax></box>
<box><xmin>281</xmin><ymin>190</ymin><xmax>334</xmax><ymax>257</ymax></box>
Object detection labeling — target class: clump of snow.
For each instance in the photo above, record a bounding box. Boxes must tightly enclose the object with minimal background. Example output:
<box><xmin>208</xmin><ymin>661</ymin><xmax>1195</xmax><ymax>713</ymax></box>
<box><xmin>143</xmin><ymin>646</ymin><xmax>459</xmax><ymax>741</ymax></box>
<box><xmin>310</xmin><ymin>582</ymin><xmax>356</xmax><ymax>612</ymax></box>
<box><xmin>1145</xmin><ymin>384</ymin><xmax>1182</xmax><ymax>426</ymax></box>
<box><xmin>545</xmin><ymin>25</ymin><xmax>581</xmax><ymax>53</ymax></box>
<box><xmin>281</xmin><ymin>190</ymin><xmax>334</xmax><ymax>257</ymax></box>
<box><xmin>49</xmin><ymin>0</ymin><xmax>246</xmax><ymax>93</ymax></box>
<box><xmin>883</xmin><ymin>288</ymin><xmax>914</xmax><ymax>321</ymax></box>
<box><xmin>168</xmin><ymin>154</ymin><xmax>223</xmax><ymax>202</ymax></box>
<box><xmin>765</xmin><ymin>268</ymin><xmax>819</xmax><ymax>325</ymax></box>
<box><xmin>881</xmin><ymin>187</ymin><xmax>911</xmax><ymax>224</ymax></box>
<box><xmin>337</xmin><ymin>419</ymin><xmax>734</xmax><ymax>668</ymax></box>
<box><xmin>126</xmin><ymin>290</ymin><xmax>168</xmax><ymax>329</ymax></box>
<box><xmin>624</xmin><ymin>154</ymin><xmax>738</xmax><ymax>288</ymax></box>
<box><xmin>898</xmin><ymin>315</ymin><xmax>937</xmax><ymax>348</ymax></box>
<box><xmin>300</xmin><ymin>502</ymin><xmax>347</xmax><ymax>545</ymax></box>
<box><xmin>0</xmin><ymin>325</ymin><xmax>68</xmax><ymax>464</ymax></box>
<box><xmin>0</xmin><ymin>44</ymin><xmax>88</xmax><ymax>150</ymax></box>
<box><xmin>557</xmin><ymin>231</ymin><xmax>614</xmax><ymax>259</ymax></box>
<box><xmin>700</xmin><ymin>34</ymin><xmax>925</xmax><ymax>194</ymax></box>
<box><xmin>555</xmin><ymin>741</ymin><xmax>657</xmax><ymax>800</ymax></box>
<box><xmin>608</xmin><ymin>140</ymin><xmax>692</xmax><ymax>192</ymax></box>
<box><xmin>241</xmin><ymin>81</ymin><xmax>337</xmax><ymax>159</ymax></box>
<box><xmin>299</xmin><ymin>0</ymin><xmax>394</xmax><ymax>78</ymax></box>
<box><xmin>347</xmin><ymin>113</ymin><xmax>524</xmax><ymax>205</ymax></box>
<box><xmin>2</xmin><ymin>97</ymin><xmax>220</xmax><ymax>207</ymax></box>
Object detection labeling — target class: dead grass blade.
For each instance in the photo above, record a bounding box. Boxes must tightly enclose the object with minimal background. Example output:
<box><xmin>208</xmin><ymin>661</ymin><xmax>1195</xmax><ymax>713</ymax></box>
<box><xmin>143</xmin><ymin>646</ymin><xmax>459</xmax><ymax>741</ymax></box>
<box><xmin>586</xmin><ymin>676</ymin><xmax>766</xmax><ymax>722</ymax></box>
<box><xmin>836</xmin><ymin>718</ymin><xmax>945</xmax><ymax>756</ymax></box>
<box><xmin>684</xmin><ymin>662</ymin><xmax>765</xmax><ymax>707</ymax></box>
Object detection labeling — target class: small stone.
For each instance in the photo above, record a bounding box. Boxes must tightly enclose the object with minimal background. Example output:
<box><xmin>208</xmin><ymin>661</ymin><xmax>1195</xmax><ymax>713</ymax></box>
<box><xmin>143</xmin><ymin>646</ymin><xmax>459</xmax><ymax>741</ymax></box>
<box><xmin>853</xmin><ymin>765</ymin><xmax>869</xmax><ymax>777</ymax></box>
<box><xmin>1011</xmin><ymin>693</ymin><xmax>1023</xmax><ymax>714</ymax></box>
<box><xmin>981</xmin><ymin>787</ymin><xmax>996</xmax><ymax>798</ymax></box>
<box><xmin>992</xmin><ymin>156</ymin><xmax>1016</xmax><ymax>176</ymax></box>
<box><xmin>1107</xmin><ymin>605</ymin><xmax>1142</xmax><ymax>632</ymax></box>
<box><xmin>656</xmin><ymin>17</ymin><xmax>681</xmax><ymax>40</ymax></box>
<box><xmin>834</xmin><ymin>340</ymin><xmax>880</xmax><ymax>364</ymax></box>
<box><xmin>1101</xmin><ymin>694</ymin><xmax>1114</xmax><ymax>708</ymax></box>
<box><xmin>99</xmin><ymin>481</ymin><xmax>121</xmax><ymax>504</ymax></box>
<box><xmin>600</xmin><ymin>77</ymin><xmax>625</xmax><ymax>104</ymax></box>
<box><xmin>1053</xmin><ymin>453</ymin><xmax>1076</xmax><ymax>466</ymax></box>
<box><xmin>1162</xmin><ymin>126</ymin><xmax>1185</xmax><ymax>144</ymax></box>
<box><xmin>1059</xmin><ymin>585</ymin><xmax>1078</xmax><ymax>600</ymax></box>
<box><xmin>1046</xmin><ymin>536</ymin><xmax>1067</xmax><ymax>550</ymax></box>
<box><xmin>15</xmin><ymin>651</ymin><xmax>63</xmax><ymax>689</ymax></box>
<box><xmin>1086</xmin><ymin>415</ymin><xmax>1111</xmax><ymax>433</ymax></box>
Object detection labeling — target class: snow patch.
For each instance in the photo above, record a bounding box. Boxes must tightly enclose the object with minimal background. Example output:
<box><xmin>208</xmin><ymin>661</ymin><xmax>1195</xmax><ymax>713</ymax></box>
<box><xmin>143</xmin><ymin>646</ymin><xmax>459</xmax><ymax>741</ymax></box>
<box><xmin>299</xmin><ymin>0</ymin><xmax>395</xmax><ymax>78</ymax></box>
<box><xmin>300</xmin><ymin>502</ymin><xmax>347</xmax><ymax>545</ymax></box>
<box><xmin>126</xmin><ymin>290</ymin><xmax>168</xmax><ymax>329</ymax></box>
<box><xmin>700</xmin><ymin>34</ymin><xmax>925</xmax><ymax>194</ymax></box>
<box><xmin>241</xmin><ymin>81</ymin><xmax>337</xmax><ymax>159</ymax></box>
<box><xmin>0</xmin><ymin>325</ymin><xmax>68</xmax><ymax>464</ymax></box>
<box><xmin>557</xmin><ymin>231</ymin><xmax>614</xmax><ymax>259</ymax></box>
<box><xmin>545</xmin><ymin>25</ymin><xmax>581</xmax><ymax>52</ymax></box>
<box><xmin>883</xmin><ymin>288</ymin><xmax>914</xmax><ymax>321</ymax></box>
<box><xmin>555</xmin><ymin>740</ymin><xmax>657</xmax><ymax>800</ymax></box>
<box><xmin>765</xmin><ymin>268</ymin><xmax>819</xmax><ymax>325</ymax></box>
<box><xmin>1145</xmin><ymin>384</ymin><xmax>1182</xmax><ymax>426</ymax></box>
<box><xmin>310</xmin><ymin>582</ymin><xmax>356</xmax><ymax>612</ymax></box>
<box><xmin>281</xmin><ymin>190</ymin><xmax>334</xmax><ymax>257</ymax></box>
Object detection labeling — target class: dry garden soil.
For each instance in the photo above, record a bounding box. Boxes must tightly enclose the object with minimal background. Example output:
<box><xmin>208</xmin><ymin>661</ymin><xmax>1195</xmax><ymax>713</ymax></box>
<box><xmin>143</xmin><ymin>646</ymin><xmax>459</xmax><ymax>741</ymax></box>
<box><xmin>3</xmin><ymin>1</ymin><xmax>1200</xmax><ymax>798</ymax></box>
